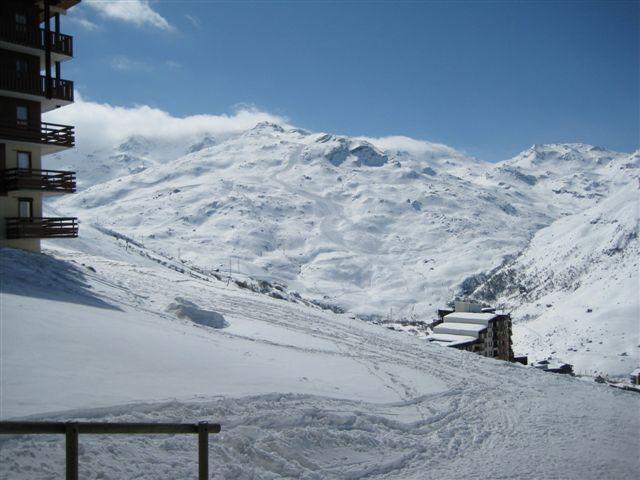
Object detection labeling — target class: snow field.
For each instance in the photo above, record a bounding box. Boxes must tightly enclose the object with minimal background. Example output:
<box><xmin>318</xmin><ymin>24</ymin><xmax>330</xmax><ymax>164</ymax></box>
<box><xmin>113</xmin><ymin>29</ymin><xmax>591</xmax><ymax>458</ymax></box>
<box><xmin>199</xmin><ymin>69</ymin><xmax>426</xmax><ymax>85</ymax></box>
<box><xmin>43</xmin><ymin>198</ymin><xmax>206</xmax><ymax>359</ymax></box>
<box><xmin>1</xmin><ymin>229</ymin><xmax>639</xmax><ymax>478</ymax></box>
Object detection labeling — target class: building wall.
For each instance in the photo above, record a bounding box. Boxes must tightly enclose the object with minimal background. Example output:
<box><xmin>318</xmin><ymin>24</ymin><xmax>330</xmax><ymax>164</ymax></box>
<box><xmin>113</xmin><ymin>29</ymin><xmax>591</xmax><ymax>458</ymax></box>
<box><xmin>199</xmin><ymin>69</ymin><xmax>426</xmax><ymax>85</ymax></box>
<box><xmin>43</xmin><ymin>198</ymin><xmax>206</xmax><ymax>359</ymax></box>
<box><xmin>0</xmin><ymin>1</ymin><xmax>40</xmax><ymax>29</ymax></box>
<box><xmin>0</xmin><ymin>48</ymin><xmax>41</xmax><ymax>75</ymax></box>
<box><xmin>450</xmin><ymin>314</ymin><xmax>513</xmax><ymax>361</ymax></box>
<box><xmin>0</xmin><ymin>0</ymin><xmax>77</xmax><ymax>254</ymax></box>
<box><xmin>492</xmin><ymin>315</ymin><xmax>513</xmax><ymax>361</ymax></box>
<box><xmin>0</xmin><ymin>142</ymin><xmax>43</xmax><ymax>252</ymax></box>
<box><xmin>0</xmin><ymin>190</ymin><xmax>43</xmax><ymax>252</ymax></box>
<box><xmin>4</xmin><ymin>141</ymin><xmax>43</xmax><ymax>169</ymax></box>
<box><xmin>0</xmin><ymin>95</ymin><xmax>43</xmax><ymax>126</ymax></box>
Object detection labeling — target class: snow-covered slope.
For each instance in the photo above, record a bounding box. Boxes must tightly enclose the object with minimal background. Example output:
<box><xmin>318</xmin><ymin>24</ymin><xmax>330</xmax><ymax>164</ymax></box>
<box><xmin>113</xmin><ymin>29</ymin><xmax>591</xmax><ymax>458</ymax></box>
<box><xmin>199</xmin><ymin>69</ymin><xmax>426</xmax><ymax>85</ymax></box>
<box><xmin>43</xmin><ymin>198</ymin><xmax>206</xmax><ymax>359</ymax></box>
<box><xmin>49</xmin><ymin>133</ymin><xmax>220</xmax><ymax>188</ymax></box>
<box><xmin>1</xmin><ymin>224</ymin><xmax>638</xmax><ymax>479</ymax></box>
<box><xmin>51</xmin><ymin>127</ymin><xmax>633</xmax><ymax>322</ymax></box>
<box><xmin>44</xmin><ymin>126</ymin><xmax>639</xmax><ymax>374</ymax></box>
<box><xmin>471</xmin><ymin>165</ymin><xmax>639</xmax><ymax>375</ymax></box>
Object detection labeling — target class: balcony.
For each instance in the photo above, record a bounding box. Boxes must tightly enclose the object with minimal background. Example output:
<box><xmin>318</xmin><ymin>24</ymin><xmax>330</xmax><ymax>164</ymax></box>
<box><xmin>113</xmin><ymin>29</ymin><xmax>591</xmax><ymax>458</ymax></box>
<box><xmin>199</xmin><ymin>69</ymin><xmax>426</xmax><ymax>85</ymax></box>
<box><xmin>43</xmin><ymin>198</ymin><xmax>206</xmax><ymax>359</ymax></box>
<box><xmin>1</xmin><ymin>168</ymin><xmax>76</xmax><ymax>194</ymax></box>
<box><xmin>0</xmin><ymin>21</ymin><xmax>73</xmax><ymax>57</ymax></box>
<box><xmin>0</xmin><ymin>120</ymin><xmax>74</xmax><ymax>149</ymax></box>
<box><xmin>0</xmin><ymin>71</ymin><xmax>74</xmax><ymax>103</ymax></box>
<box><xmin>6</xmin><ymin>217</ymin><xmax>78</xmax><ymax>239</ymax></box>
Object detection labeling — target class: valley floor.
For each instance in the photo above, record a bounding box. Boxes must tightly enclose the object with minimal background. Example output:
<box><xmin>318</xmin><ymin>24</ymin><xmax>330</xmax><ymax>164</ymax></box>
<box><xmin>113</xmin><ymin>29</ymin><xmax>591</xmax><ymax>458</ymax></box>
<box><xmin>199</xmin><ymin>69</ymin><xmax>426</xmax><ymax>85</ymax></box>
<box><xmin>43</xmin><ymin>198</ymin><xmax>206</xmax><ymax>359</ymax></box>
<box><xmin>1</xmin><ymin>231</ymin><xmax>639</xmax><ymax>479</ymax></box>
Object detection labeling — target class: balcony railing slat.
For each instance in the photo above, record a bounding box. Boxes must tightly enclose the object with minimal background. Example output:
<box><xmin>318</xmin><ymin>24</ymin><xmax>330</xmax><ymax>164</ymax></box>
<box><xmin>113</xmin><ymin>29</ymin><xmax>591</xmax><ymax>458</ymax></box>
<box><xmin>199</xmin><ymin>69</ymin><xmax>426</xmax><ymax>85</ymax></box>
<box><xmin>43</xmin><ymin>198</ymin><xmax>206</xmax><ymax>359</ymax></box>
<box><xmin>6</xmin><ymin>217</ymin><xmax>78</xmax><ymax>239</ymax></box>
<box><xmin>1</xmin><ymin>168</ymin><xmax>76</xmax><ymax>193</ymax></box>
<box><xmin>0</xmin><ymin>21</ymin><xmax>73</xmax><ymax>56</ymax></box>
<box><xmin>0</xmin><ymin>121</ymin><xmax>75</xmax><ymax>148</ymax></box>
<box><xmin>0</xmin><ymin>71</ymin><xmax>74</xmax><ymax>103</ymax></box>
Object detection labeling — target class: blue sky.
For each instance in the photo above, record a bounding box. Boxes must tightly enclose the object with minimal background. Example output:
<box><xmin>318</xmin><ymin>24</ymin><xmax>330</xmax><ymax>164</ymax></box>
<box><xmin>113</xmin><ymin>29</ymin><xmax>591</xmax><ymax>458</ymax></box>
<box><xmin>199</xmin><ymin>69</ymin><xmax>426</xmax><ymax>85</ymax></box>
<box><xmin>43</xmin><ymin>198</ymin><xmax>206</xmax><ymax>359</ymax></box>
<box><xmin>63</xmin><ymin>0</ymin><xmax>638</xmax><ymax>161</ymax></box>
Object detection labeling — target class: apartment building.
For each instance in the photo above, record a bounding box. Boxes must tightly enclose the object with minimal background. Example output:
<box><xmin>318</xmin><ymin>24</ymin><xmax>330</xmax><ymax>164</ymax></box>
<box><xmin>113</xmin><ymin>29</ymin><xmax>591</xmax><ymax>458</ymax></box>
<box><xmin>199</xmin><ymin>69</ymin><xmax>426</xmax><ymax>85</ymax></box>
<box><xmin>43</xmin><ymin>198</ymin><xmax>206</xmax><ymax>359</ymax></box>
<box><xmin>0</xmin><ymin>0</ymin><xmax>80</xmax><ymax>252</ymax></box>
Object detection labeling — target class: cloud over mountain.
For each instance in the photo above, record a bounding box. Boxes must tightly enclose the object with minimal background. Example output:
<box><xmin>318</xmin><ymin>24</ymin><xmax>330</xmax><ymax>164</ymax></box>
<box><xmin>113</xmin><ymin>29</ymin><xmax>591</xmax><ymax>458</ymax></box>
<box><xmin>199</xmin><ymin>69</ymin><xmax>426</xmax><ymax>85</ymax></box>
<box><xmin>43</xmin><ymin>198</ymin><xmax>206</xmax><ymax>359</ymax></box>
<box><xmin>46</xmin><ymin>95</ymin><xmax>288</xmax><ymax>152</ymax></box>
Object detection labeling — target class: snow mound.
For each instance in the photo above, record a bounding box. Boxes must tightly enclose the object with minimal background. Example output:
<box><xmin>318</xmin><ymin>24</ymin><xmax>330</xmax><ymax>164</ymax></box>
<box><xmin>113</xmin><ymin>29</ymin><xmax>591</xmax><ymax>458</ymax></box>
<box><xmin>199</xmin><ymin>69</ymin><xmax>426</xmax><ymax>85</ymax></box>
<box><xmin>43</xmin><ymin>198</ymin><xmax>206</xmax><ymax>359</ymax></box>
<box><xmin>167</xmin><ymin>297</ymin><xmax>229</xmax><ymax>329</ymax></box>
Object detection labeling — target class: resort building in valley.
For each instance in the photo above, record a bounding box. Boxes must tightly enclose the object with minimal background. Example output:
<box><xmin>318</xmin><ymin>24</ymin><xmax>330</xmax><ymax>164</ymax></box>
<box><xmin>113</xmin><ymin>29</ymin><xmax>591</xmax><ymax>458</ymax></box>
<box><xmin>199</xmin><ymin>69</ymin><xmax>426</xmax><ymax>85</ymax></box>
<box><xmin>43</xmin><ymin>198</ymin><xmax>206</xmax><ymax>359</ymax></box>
<box><xmin>0</xmin><ymin>0</ymin><xmax>80</xmax><ymax>252</ymax></box>
<box><xmin>430</xmin><ymin>302</ymin><xmax>514</xmax><ymax>361</ymax></box>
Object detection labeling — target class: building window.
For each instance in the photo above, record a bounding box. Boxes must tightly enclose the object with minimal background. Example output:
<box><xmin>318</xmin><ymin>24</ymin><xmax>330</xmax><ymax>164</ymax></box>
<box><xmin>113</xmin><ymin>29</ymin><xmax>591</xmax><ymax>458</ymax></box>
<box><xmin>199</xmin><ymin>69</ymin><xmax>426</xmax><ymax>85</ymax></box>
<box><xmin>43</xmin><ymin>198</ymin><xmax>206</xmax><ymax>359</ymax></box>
<box><xmin>15</xmin><ymin>13</ymin><xmax>27</xmax><ymax>34</ymax></box>
<box><xmin>18</xmin><ymin>198</ymin><xmax>33</xmax><ymax>218</ymax></box>
<box><xmin>17</xmin><ymin>151</ymin><xmax>31</xmax><ymax>169</ymax></box>
<box><xmin>16</xmin><ymin>106</ymin><xmax>29</xmax><ymax>126</ymax></box>
<box><xmin>16</xmin><ymin>58</ymin><xmax>29</xmax><ymax>75</ymax></box>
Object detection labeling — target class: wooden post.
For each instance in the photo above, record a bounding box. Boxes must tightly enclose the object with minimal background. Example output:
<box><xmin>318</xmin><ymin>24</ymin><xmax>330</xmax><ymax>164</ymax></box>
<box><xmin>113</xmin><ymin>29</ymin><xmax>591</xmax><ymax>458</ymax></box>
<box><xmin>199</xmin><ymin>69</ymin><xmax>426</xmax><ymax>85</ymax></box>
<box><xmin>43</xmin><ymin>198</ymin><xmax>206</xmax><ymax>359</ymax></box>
<box><xmin>198</xmin><ymin>422</ymin><xmax>208</xmax><ymax>480</ymax></box>
<box><xmin>43</xmin><ymin>0</ymin><xmax>52</xmax><ymax>98</ymax></box>
<box><xmin>54</xmin><ymin>13</ymin><xmax>60</xmax><ymax>58</ymax></box>
<box><xmin>65</xmin><ymin>422</ymin><xmax>79</xmax><ymax>480</ymax></box>
<box><xmin>0</xmin><ymin>421</ymin><xmax>220</xmax><ymax>477</ymax></box>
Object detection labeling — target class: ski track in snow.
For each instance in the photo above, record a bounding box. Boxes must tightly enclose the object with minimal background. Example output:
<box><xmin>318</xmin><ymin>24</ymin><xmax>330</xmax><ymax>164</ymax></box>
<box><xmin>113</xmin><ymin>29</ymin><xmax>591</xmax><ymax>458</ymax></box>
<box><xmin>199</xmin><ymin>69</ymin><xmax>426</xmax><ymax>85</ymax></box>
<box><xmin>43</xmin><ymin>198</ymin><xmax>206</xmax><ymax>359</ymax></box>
<box><xmin>1</xmin><ymin>225</ymin><xmax>639</xmax><ymax>479</ymax></box>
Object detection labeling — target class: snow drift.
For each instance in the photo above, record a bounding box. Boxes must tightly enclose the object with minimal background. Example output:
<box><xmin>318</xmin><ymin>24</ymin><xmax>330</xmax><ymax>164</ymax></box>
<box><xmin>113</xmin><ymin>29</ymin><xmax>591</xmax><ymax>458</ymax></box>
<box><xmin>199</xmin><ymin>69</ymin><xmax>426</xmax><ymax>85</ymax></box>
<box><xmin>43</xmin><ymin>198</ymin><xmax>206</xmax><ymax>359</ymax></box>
<box><xmin>167</xmin><ymin>297</ymin><xmax>229</xmax><ymax>329</ymax></box>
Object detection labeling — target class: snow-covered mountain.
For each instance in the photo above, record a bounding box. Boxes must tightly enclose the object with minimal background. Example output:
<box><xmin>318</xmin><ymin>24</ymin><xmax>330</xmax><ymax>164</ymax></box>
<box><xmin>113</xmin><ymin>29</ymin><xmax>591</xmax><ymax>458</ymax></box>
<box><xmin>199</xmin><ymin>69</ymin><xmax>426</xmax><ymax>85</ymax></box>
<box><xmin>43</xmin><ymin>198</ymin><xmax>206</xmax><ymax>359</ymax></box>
<box><xmin>2</xmin><ymin>123</ymin><xmax>639</xmax><ymax>477</ymax></box>
<box><xmin>471</xmin><ymin>173</ymin><xmax>639</xmax><ymax>375</ymax></box>
<box><xmin>47</xmin><ymin>124</ymin><xmax>638</xmax><ymax>374</ymax></box>
<box><xmin>49</xmin><ymin>132</ymin><xmax>223</xmax><ymax>188</ymax></box>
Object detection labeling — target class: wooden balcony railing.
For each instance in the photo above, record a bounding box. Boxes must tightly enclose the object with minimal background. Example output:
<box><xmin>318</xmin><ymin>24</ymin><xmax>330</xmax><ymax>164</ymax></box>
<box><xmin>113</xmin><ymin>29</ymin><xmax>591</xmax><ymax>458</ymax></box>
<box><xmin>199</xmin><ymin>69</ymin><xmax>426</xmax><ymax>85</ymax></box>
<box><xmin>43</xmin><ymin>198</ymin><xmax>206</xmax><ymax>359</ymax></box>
<box><xmin>1</xmin><ymin>168</ymin><xmax>76</xmax><ymax>193</ymax></box>
<box><xmin>6</xmin><ymin>217</ymin><xmax>78</xmax><ymax>239</ymax></box>
<box><xmin>0</xmin><ymin>21</ymin><xmax>74</xmax><ymax>56</ymax></box>
<box><xmin>0</xmin><ymin>70</ymin><xmax>74</xmax><ymax>102</ymax></box>
<box><xmin>0</xmin><ymin>421</ymin><xmax>220</xmax><ymax>480</ymax></box>
<box><xmin>0</xmin><ymin>120</ymin><xmax>75</xmax><ymax>147</ymax></box>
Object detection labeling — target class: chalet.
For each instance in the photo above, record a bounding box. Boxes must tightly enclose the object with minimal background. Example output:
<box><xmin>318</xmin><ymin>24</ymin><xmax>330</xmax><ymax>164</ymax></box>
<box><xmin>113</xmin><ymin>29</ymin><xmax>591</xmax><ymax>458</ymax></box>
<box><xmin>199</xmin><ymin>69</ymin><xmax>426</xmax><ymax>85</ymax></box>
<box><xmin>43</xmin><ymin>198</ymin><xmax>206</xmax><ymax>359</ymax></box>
<box><xmin>429</xmin><ymin>302</ymin><xmax>513</xmax><ymax>361</ymax></box>
<box><xmin>531</xmin><ymin>359</ymin><xmax>574</xmax><ymax>375</ymax></box>
<box><xmin>630</xmin><ymin>368</ymin><xmax>640</xmax><ymax>386</ymax></box>
<box><xmin>0</xmin><ymin>0</ymin><xmax>80</xmax><ymax>253</ymax></box>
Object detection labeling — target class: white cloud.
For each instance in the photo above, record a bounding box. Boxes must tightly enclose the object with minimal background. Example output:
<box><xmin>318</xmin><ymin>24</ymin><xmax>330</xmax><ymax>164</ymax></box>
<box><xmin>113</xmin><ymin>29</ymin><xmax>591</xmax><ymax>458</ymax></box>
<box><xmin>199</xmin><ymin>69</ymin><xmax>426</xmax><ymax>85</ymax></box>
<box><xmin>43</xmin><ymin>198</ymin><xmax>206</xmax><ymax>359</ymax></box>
<box><xmin>85</xmin><ymin>0</ymin><xmax>173</xmax><ymax>31</ymax></box>
<box><xmin>109</xmin><ymin>55</ymin><xmax>149</xmax><ymax>71</ymax></box>
<box><xmin>165</xmin><ymin>60</ymin><xmax>181</xmax><ymax>69</ymax></box>
<box><xmin>184</xmin><ymin>14</ymin><xmax>201</xmax><ymax>30</ymax></box>
<box><xmin>358</xmin><ymin>135</ymin><xmax>461</xmax><ymax>156</ymax></box>
<box><xmin>67</xmin><ymin>14</ymin><xmax>100</xmax><ymax>31</ymax></box>
<box><xmin>45</xmin><ymin>94</ymin><xmax>289</xmax><ymax>152</ymax></box>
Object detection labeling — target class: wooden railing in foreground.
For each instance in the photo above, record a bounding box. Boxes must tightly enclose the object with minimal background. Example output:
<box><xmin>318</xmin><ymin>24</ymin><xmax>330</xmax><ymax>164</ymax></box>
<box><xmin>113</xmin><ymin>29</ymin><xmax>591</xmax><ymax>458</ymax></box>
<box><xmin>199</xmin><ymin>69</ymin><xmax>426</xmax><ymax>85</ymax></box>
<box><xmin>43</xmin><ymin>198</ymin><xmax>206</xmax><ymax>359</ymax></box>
<box><xmin>0</xmin><ymin>421</ymin><xmax>221</xmax><ymax>480</ymax></box>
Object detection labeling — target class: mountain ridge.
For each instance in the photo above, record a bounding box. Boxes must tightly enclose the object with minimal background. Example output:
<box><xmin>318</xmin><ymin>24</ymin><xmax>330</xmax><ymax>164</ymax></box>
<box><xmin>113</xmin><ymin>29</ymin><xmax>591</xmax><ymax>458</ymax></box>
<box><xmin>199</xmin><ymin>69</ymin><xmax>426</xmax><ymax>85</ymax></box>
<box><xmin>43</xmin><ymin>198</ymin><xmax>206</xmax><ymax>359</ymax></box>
<box><xmin>47</xmin><ymin>124</ymin><xmax>638</xmax><ymax>373</ymax></box>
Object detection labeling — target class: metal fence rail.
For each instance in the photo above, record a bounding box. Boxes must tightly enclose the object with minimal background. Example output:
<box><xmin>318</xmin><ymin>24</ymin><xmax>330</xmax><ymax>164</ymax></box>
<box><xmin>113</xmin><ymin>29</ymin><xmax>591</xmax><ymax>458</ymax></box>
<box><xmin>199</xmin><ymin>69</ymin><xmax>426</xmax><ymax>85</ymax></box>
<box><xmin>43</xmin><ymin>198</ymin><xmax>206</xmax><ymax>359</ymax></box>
<box><xmin>0</xmin><ymin>421</ymin><xmax>221</xmax><ymax>480</ymax></box>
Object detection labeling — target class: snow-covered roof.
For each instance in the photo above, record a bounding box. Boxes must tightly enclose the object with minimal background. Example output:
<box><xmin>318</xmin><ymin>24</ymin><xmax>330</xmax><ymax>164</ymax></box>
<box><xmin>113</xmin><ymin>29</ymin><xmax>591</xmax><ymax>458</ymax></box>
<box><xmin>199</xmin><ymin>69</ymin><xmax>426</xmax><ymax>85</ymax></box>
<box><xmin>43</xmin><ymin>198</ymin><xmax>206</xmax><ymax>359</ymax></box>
<box><xmin>532</xmin><ymin>359</ymin><xmax>572</xmax><ymax>371</ymax></box>
<box><xmin>631</xmin><ymin>368</ymin><xmax>640</xmax><ymax>376</ymax></box>
<box><xmin>443</xmin><ymin>312</ymin><xmax>497</xmax><ymax>325</ymax></box>
<box><xmin>546</xmin><ymin>363</ymin><xmax>571</xmax><ymax>371</ymax></box>
<box><xmin>433</xmin><ymin>322</ymin><xmax>488</xmax><ymax>337</ymax></box>
<box><xmin>428</xmin><ymin>333</ymin><xmax>478</xmax><ymax>347</ymax></box>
